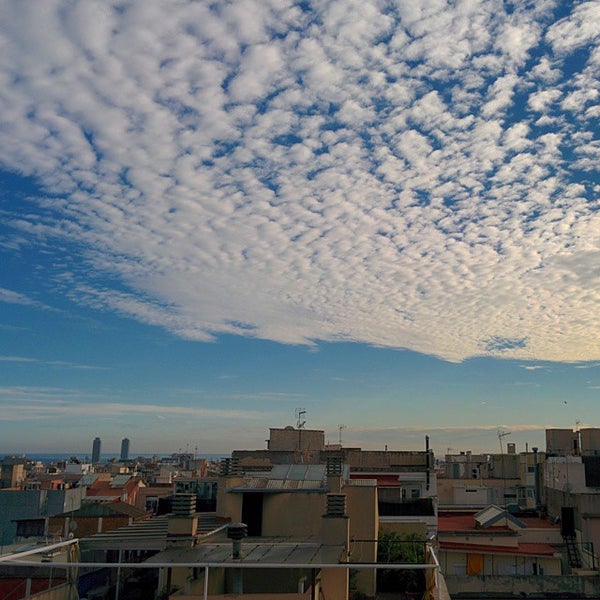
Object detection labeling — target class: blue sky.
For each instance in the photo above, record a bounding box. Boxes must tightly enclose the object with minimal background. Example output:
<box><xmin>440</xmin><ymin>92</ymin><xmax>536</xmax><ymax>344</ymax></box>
<box><xmin>0</xmin><ymin>0</ymin><xmax>599</xmax><ymax>456</ymax></box>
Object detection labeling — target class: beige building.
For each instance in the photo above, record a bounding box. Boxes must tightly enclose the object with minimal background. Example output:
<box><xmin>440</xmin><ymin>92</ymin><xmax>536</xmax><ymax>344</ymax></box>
<box><xmin>233</xmin><ymin>425</ymin><xmax>437</xmax><ymax>538</ymax></box>
<box><xmin>213</xmin><ymin>461</ymin><xmax>378</xmax><ymax>599</ymax></box>
<box><xmin>543</xmin><ymin>427</ymin><xmax>600</xmax><ymax>572</ymax></box>
<box><xmin>440</xmin><ymin>449</ymin><xmax>545</xmax><ymax>511</ymax></box>
<box><xmin>138</xmin><ymin>457</ymin><xmax>444</xmax><ymax>600</ymax></box>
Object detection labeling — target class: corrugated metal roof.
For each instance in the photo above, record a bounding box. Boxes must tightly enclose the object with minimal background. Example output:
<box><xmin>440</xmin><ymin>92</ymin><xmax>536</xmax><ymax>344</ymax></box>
<box><xmin>80</xmin><ymin>474</ymin><xmax>98</xmax><ymax>487</ymax></box>
<box><xmin>230</xmin><ymin>463</ymin><xmax>331</xmax><ymax>492</ymax></box>
<box><xmin>80</xmin><ymin>513</ymin><xmax>226</xmax><ymax>551</ymax></box>
<box><xmin>144</xmin><ymin>540</ymin><xmax>345</xmax><ymax>565</ymax></box>
<box><xmin>110</xmin><ymin>474</ymin><xmax>132</xmax><ymax>487</ymax></box>
<box><xmin>299</xmin><ymin>480</ymin><xmax>324</xmax><ymax>489</ymax></box>
<box><xmin>269</xmin><ymin>464</ymin><xmax>327</xmax><ymax>481</ymax></box>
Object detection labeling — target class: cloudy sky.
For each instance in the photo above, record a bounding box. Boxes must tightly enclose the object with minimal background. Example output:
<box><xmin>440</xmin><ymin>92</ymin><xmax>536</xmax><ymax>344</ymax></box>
<box><xmin>0</xmin><ymin>0</ymin><xmax>598</xmax><ymax>456</ymax></box>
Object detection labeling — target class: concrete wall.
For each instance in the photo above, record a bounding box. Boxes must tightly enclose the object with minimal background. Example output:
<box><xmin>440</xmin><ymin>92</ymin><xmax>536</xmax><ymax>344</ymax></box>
<box><xmin>344</xmin><ymin>450</ymin><xmax>428</xmax><ymax>470</ymax></box>
<box><xmin>581</xmin><ymin>429</ymin><xmax>600</xmax><ymax>455</ymax></box>
<box><xmin>518</xmin><ymin>527</ymin><xmax>563</xmax><ymax>545</ymax></box>
<box><xmin>0</xmin><ymin>487</ymin><xmax>84</xmax><ymax>545</ymax></box>
<box><xmin>438</xmin><ymin>477</ymin><xmax>522</xmax><ymax>508</ymax></box>
<box><xmin>452</xmin><ymin>484</ymin><xmax>491</xmax><ymax>506</ymax></box>
<box><xmin>445</xmin><ymin>574</ymin><xmax>600</xmax><ymax>597</ymax></box>
<box><xmin>269</xmin><ymin>428</ymin><xmax>325</xmax><ymax>452</ymax></box>
<box><xmin>262</xmin><ymin>493</ymin><xmax>326</xmax><ymax>538</ymax></box>
<box><xmin>48</xmin><ymin>515</ymin><xmax>136</xmax><ymax>538</ymax></box>
<box><xmin>216</xmin><ymin>476</ymin><xmax>244</xmax><ymax>522</ymax></box>
<box><xmin>441</xmin><ymin>550</ymin><xmax>561</xmax><ymax>577</ymax></box>
<box><xmin>346</xmin><ymin>484</ymin><xmax>378</xmax><ymax>597</ymax></box>
<box><xmin>546</xmin><ymin>429</ymin><xmax>578</xmax><ymax>456</ymax></box>
<box><xmin>544</xmin><ymin>457</ymin><xmax>587</xmax><ymax>494</ymax></box>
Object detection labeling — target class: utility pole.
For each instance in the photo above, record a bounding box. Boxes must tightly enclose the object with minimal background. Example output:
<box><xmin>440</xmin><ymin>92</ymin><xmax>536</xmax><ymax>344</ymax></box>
<box><xmin>338</xmin><ymin>424</ymin><xmax>346</xmax><ymax>446</ymax></box>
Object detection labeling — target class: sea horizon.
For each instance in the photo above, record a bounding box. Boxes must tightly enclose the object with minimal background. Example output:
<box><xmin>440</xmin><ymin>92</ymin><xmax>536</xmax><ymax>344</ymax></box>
<box><xmin>0</xmin><ymin>452</ymin><xmax>229</xmax><ymax>463</ymax></box>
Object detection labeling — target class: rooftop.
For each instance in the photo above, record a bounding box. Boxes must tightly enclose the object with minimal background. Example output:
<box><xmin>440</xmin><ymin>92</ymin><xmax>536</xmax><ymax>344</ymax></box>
<box><xmin>144</xmin><ymin>538</ymin><xmax>344</xmax><ymax>566</ymax></box>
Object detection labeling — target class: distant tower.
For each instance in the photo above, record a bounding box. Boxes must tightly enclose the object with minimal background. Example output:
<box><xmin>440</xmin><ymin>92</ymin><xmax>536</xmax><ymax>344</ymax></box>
<box><xmin>92</xmin><ymin>437</ymin><xmax>102</xmax><ymax>463</ymax></box>
<box><xmin>120</xmin><ymin>438</ymin><xmax>130</xmax><ymax>461</ymax></box>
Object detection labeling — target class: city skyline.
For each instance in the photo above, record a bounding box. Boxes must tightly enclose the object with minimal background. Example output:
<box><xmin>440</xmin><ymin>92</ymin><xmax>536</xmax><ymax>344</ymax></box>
<box><xmin>0</xmin><ymin>1</ymin><xmax>598</xmax><ymax>456</ymax></box>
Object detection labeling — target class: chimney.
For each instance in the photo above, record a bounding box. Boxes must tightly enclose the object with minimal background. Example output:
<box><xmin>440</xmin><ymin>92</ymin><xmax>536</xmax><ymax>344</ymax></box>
<box><xmin>326</xmin><ymin>455</ymin><xmax>343</xmax><ymax>493</ymax></box>
<box><xmin>532</xmin><ymin>447</ymin><xmax>541</xmax><ymax>512</ymax></box>
<box><xmin>167</xmin><ymin>494</ymin><xmax>197</xmax><ymax>547</ymax></box>
<box><xmin>321</xmin><ymin>493</ymin><xmax>350</xmax><ymax>599</ymax></box>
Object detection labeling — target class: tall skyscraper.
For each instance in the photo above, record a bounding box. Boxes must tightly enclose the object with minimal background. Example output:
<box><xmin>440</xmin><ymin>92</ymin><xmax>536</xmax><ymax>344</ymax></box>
<box><xmin>92</xmin><ymin>437</ymin><xmax>101</xmax><ymax>463</ymax></box>
<box><xmin>120</xmin><ymin>437</ymin><xmax>130</xmax><ymax>461</ymax></box>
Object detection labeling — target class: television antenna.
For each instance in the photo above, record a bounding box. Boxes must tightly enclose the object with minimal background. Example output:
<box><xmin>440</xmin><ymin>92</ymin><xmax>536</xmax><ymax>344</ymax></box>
<box><xmin>338</xmin><ymin>424</ymin><xmax>346</xmax><ymax>446</ymax></box>
<box><xmin>295</xmin><ymin>408</ymin><xmax>306</xmax><ymax>429</ymax></box>
<box><xmin>497</xmin><ymin>429</ymin><xmax>511</xmax><ymax>454</ymax></box>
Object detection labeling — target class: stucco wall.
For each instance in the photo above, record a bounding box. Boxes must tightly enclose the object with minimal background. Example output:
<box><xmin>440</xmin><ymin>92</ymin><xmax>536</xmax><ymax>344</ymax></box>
<box><xmin>216</xmin><ymin>476</ymin><xmax>244</xmax><ymax>522</ymax></box>
<box><xmin>261</xmin><ymin>492</ymin><xmax>325</xmax><ymax>538</ymax></box>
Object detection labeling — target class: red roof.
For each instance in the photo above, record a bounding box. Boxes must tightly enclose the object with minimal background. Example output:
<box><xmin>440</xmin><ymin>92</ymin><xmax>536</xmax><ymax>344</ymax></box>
<box><xmin>437</xmin><ymin>512</ymin><xmax>559</xmax><ymax>532</ymax></box>
<box><xmin>440</xmin><ymin>540</ymin><xmax>556</xmax><ymax>556</ymax></box>
<box><xmin>437</xmin><ymin>514</ymin><xmax>510</xmax><ymax>533</ymax></box>
<box><xmin>520</xmin><ymin>517</ymin><xmax>559</xmax><ymax>529</ymax></box>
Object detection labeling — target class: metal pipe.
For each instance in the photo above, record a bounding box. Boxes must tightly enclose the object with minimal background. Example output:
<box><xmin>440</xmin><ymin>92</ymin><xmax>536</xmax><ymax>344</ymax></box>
<box><xmin>2</xmin><ymin>559</ymin><xmax>439</xmax><ymax>570</ymax></box>
<box><xmin>532</xmin><ymin>447</ymin><xmax>541</xmax><ymax>511</ymax></box>
<box><xmin>115</xmin><ymin>548</ymin><xmax>122</xmax><ymax>600</ymax></box>
<box><xmin>425</xmin><ymin>435</ymin><xmax>431</xmax><ymax>491</ymax></box>
<box><xmin>0</xmin><ymin>539</ymin><xmax>79</xmax><ymax>562</ymax></box>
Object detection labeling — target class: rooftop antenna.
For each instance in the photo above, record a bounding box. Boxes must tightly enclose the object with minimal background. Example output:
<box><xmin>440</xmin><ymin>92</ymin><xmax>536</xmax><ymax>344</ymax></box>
<box><xmin>497</xmin><ymin>429</ymin><xmax>511</xmax><ymax>454</ymax></box>
<box><xmin>295</xmin><ymin>408</ymin><xmax>306</xmax><ymax>429</ymax></box>
<box><xmin>338</xmin><ymin>424</ymin><xmax>346</xmax><ymax>446</ymax></box>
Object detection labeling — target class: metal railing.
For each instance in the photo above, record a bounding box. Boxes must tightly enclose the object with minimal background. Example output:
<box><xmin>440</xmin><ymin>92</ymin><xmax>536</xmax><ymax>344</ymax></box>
<box><xmin>1</xmin><ymin>539</ymin><xmax>441</xmax><ymax>600</ymax></box>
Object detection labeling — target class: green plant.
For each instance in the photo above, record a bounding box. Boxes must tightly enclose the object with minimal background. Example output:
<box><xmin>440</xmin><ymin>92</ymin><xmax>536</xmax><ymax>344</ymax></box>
<box><xmin>377</xmin><ymin>532</ymin><xmax>426</xmax><ymax>594</ymax></box>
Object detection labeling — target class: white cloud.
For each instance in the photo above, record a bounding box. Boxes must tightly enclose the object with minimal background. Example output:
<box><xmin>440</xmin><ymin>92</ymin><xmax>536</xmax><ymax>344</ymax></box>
<box><xmin>546</xmin><ymin>2</ymin><xmax>600</xmax><ymax>54</ymax></box>
<box><xmin>0</xmin><ymin>287</ymin><xmax>55</xmax><ymax>310</ymax></box>
<box><xmin>0</xmin><ymin>386</ymin><xmax>264</xmax><ymax>422</ymax></box>
<box><xmin>0</xmin><ymin>1</ymin><xmax>598</xmax><ymax>363</ymax></box>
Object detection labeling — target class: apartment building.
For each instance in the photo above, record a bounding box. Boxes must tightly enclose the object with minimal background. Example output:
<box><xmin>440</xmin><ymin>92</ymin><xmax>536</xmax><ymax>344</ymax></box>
<box><xmin>544</xmin><ymin>427</ymin><xmax>600</xmax><ymax>572</ymax></box>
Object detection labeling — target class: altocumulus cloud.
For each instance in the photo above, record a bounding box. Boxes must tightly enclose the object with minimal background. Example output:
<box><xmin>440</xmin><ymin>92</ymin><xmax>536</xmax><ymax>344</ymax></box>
<box><xmin>0</xmin><ymin>1</ymin><xmax>599</xmax><ymax>362</ymax></box>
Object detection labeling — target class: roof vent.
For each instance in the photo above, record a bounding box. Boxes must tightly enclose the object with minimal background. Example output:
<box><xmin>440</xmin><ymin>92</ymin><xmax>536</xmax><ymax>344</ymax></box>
<box><xmin>227</xmin><ymin>522</ymin><xmax>248</xmax><ymax>558</ymax></box>
<box><xmin>326</xmin><ymin>493</ymin><xmax>346</xmax><ymax>517</ymax></box>
<box><xmin>326</xmin><ymin>456</ymin><xmax>343</xmax><ymax>476</ymax></box>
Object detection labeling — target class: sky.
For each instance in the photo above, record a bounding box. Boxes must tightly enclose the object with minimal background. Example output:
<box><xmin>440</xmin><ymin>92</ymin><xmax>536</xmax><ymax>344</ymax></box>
<box><xmin>0</xmin><ymin>0</ymin><xmax>599</xmax><ymax>457</ymax></box>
